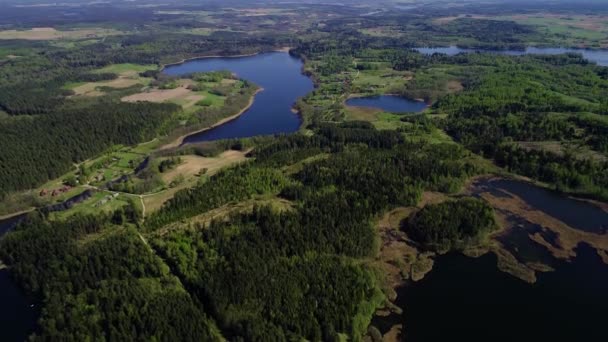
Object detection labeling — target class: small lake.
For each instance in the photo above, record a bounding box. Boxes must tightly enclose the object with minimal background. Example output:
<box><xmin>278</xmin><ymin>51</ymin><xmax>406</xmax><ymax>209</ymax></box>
<box><xmin>345</xmin><ymin>95</ymin><xmax>427</xmax><ymax>113</ymax></box>
<box><xmin>416</xmin><ymin>46</ymin><xmax>608</xmax><ymax>66</ymax></box>
<box><xmin>0</xmin><ymin>215</ymin><xmax>37</xmax><ymax>342</ymax></box>
<box><xmin>163</xmin><ymin>52</ymin><xmax>314</xmax><ymax>143</ymax></box>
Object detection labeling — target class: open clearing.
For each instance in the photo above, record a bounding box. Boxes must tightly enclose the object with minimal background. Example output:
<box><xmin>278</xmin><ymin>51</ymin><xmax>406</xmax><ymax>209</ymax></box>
<box><xmin>143</xmin><ymin>150</ymin><xmax>249</xmax><ymax>213</ymax></box>
<box><xmin>122</xmin><ymin>86</ymin><xmax>192</xmax><ymax>103</ymax></box>
<box><xmin>66</xmin><ymin>63</ymin><xmax>157</xmax><ymax>97</ymax></box>
<box><xmin>160</xmin><ymin>151</ymin><xmax>247</xmax><ymax>184</ymax></box>
<box><xmin>71</xmin><ymin>78</ymin><xmax>142</xmax><ymax>97</ymax></box>
<box><xmin>121</xmin><ymin>79</ymin><xmax>212</xmax><ymax>108</ymax></box>
<box><xmin>0</xmin><ymin>27</ymin><xmax>124</xmax><ymax>40</ymax></box>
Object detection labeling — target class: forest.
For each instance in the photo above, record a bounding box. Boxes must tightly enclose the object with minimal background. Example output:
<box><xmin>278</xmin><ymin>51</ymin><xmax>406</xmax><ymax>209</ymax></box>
<box><xmin>1</xmin><ymin>123</ymin><xmax>486</xmax><ymax>340</ymax></box>
<box><xmin>406</xmin><ymin>198</ymin><xmax>498</xmax><ymax>252</ymax></box>
<box><xmin>0</xmin><ymin>102</ymin><xmax>179</xmax><ymax>195</ymax></box>
<box><xmin>0</xmin><ymin>212</ymin><xmax>222</xmax><ymax>341</ymax></box>
<box><xmin>2</xmin><ymin>1</ymin><xmax>608</xmax><ymax>341</ymax></box>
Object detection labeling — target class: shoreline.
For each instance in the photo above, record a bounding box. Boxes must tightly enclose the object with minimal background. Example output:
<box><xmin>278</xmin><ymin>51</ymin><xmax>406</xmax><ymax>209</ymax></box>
<box><xmin>160</xmin><ymin>47</ymin><xmax>292</xmax><ymax>72</ymax></box>
<box><xmin>0</xmin><ymin>209</ymin><xmax>34</xmax><ymax>222</ymax></box>
<box><xmin>161</xmin><ymin>87</ymin><xmax>264</xmax><ymax>150</ymax></box>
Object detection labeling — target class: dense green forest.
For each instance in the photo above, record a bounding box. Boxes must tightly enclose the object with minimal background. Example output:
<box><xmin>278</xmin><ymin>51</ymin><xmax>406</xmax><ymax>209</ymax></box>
<box><xmin>296</xmin><ymin>43</ymin><xmax>608</xmax><ymax>200</ymax></box>
<box><xmin>434</xmin><ymin>53</ymin><xmax>608</xmax><ymax>199</ymax></box>
<box><xmin>145</xmin><ymin>124</ymin><xmax>482</xmax><ymax>339</ymax></box>
<box><xmin>0</xmin><ymin>212</ymin><xmax>222</xmax><ymax>341</ymax></box>
<box><xmin>0</xmin><ymin>102</ymin><xmax>179</xmax><ymax>195</ymax></box>
<box><xmin>2</xmin><ymin>124</ymin><xmax>484</xmax><ymax>340</ymax></box>
<box><xmin>406</xmin><ymin>198</ymin><xmax>498</xmax><ymax>251</ymax></box>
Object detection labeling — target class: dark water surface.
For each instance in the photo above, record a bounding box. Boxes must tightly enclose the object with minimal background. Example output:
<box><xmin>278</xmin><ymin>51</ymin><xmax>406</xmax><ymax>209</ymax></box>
<box><xmin>345</xmin><ymin>95</ymin><xmax>427</xmax><ymax>113</ymax></box>
<box><xmin>402</xmin><ymin>244</ymin><xmax>608</xmax><ymax>342</ymax></box>
<box><xmin>163</xmin><ymin>52</ymin><xmax>313</xmax><ymax>143</ymax></box>
<box><xmin>374</xmin><ymin>179</ymin><xmax>608</xmax><ymax>341</ymax></box>
<box><xmin>416</xmin><ymin>46</ymin><xmax>608</xmax><ymax>66</ymax></box>
<box><xmin>0</xmin><ymin>213</ymin><xmax>26</xmax><ymax>236</ymax></box>
<box><xmin>473</xmin><ymin>178</ymin><xmax>608</xmax><ymax>234</ymax></box>
<box><xmin>0</xmin><ymin>215</ymin><xmax>37</xmax><ymax>341</ymax></box>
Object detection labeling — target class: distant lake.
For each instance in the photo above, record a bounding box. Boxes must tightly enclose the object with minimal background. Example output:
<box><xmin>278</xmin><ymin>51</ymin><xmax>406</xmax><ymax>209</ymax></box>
<box><xmin>416</xmin><ymin>46</ymin><xmax>608</xmax><ymax>66</ymax></box>
<box><xmin>163</xmin><ymin>52</ymin><xmax>313</xmax><ymax>143</ymax></box>
<box><xmin>346</xmin><ymin>95</ymin><xmax>427</xmax><ymax>113</ymax></box>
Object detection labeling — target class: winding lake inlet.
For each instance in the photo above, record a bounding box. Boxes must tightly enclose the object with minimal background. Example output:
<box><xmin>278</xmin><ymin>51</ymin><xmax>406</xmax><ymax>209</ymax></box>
<box><xmin>163</xmin><ymin>52</ymin><xmax>314</xmax><ymax>143</ymax></box>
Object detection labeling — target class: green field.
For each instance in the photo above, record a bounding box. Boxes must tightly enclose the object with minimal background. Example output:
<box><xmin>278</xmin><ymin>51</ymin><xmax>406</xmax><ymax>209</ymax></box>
<box><xmin>94</xmin><ymin>63</ymin><xmax>158</xmax><ymax>74</ymax></box>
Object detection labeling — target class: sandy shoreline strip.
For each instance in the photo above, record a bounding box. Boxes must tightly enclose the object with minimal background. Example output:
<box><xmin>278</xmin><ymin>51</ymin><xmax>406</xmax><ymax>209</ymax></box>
<box><xmin>161</xmin><ymin>87</ymin><xmax>264</xmax><ymax>150</ymax></box>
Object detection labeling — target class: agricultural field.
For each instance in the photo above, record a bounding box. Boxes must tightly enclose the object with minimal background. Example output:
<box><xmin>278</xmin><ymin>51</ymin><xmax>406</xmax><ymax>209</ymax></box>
<box><xmin>120</xmin><ymin>72</ymin><xmax>243</xmax><ymax>113</ymax></box>
<box><xmin>63</xmin><ymin>63</ymin><xmax>157</xmax><ymax>97</ymax></box>
<box><xmin>0</xmin><ymin>27</ymin><xmax>124</xmax><ymax>40</ymax></box>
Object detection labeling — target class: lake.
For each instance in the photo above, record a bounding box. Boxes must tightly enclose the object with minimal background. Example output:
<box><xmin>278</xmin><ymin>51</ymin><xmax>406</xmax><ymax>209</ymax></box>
<box><xmin>372</xmin><ymin>178</ymin><xmax>608</xmax><ymax>341</ymax></box>
<box><xmin>416</xmin><ymin>46</ymin><xmax>608</xmax><ymax>66</ymax></box>
<box><xmin>0</xmin><ymin>215</ymin><xmax>37</xmax><ymax>342</ymax></box>
<box><xmin>471</xmin><ymin>178</ymin><xmax>608</xmax><ymax>234</ymax></box>
<box><xmin>402</xmin><ymin>243</ymin><xmax>608</xmax><ymax>342</ymax></box>
<box><xmin>345</xmin><ymin>95</ymin><xmax>427</xmax><ymax>113</ymax></box>
<box><xmin>163</xmin><ymin>52</ymin><xmax>314</xmax><ymax>143</ymax></box>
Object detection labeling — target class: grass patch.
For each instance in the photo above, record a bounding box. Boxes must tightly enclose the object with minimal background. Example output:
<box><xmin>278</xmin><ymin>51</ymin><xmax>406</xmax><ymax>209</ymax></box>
<box><xmin>94</xmin><ymin>63</ymin><xmax>158</xmax><ymax>75</ymax></box>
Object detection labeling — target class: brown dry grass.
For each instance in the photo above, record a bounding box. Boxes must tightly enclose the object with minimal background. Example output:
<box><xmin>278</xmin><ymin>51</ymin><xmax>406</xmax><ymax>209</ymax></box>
<box><xmin>72</xmin><ymin>78</ymin><xmax>141</xmax><ymax>97</ymax></box>
<box><xmin>368</xmin><ymin>192</ymin><xmax>452</xmax><ymax>341</ymax></box>
<box><xmin>465</xmin><ymin>176</ymin><xmax>608</xmax><ymax>283</ymax></box>
<box><xmin>373</xmin><ymin>192</ymin><xmax>448</xmax><ymax>291</ymax></box>
<box><xmin>346</xmin><ymin>105</ymin><xmax>380</xmax><ymax>122</ymax></box>
<box><xmin>481</xmin><ymin>190</ymin><xmax>608</xmax><ymax>258</ymax></box>
<box><xmin>447</xmin><ymin>80</ymin><xmax>464</xmax><ymax>93</ymax></box>
<box><xmin>121</xmin><ymin>86</ymin><xmax>191</xmax><ymax>103</ymax></box>
<box><xmin>160</xmin><ymin>151</ymin><xmax>247</xmax><ymax>184</ymax></box>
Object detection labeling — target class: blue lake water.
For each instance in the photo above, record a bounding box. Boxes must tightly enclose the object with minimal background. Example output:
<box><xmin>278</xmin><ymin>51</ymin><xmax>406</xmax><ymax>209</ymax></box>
<box><xmin>345</xmin><ymin>95</ymin><xmax>427</xmax><ymax>113</ymax></box>
<box><xmin>163</xmin><ymin>52</ymin><xmax>314</xmax><ymax>143</ymax></box>
<box><xmin>416</xmin><ymin>46</ymin><xmax>608</xmax><ymax>66</ymax></box>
